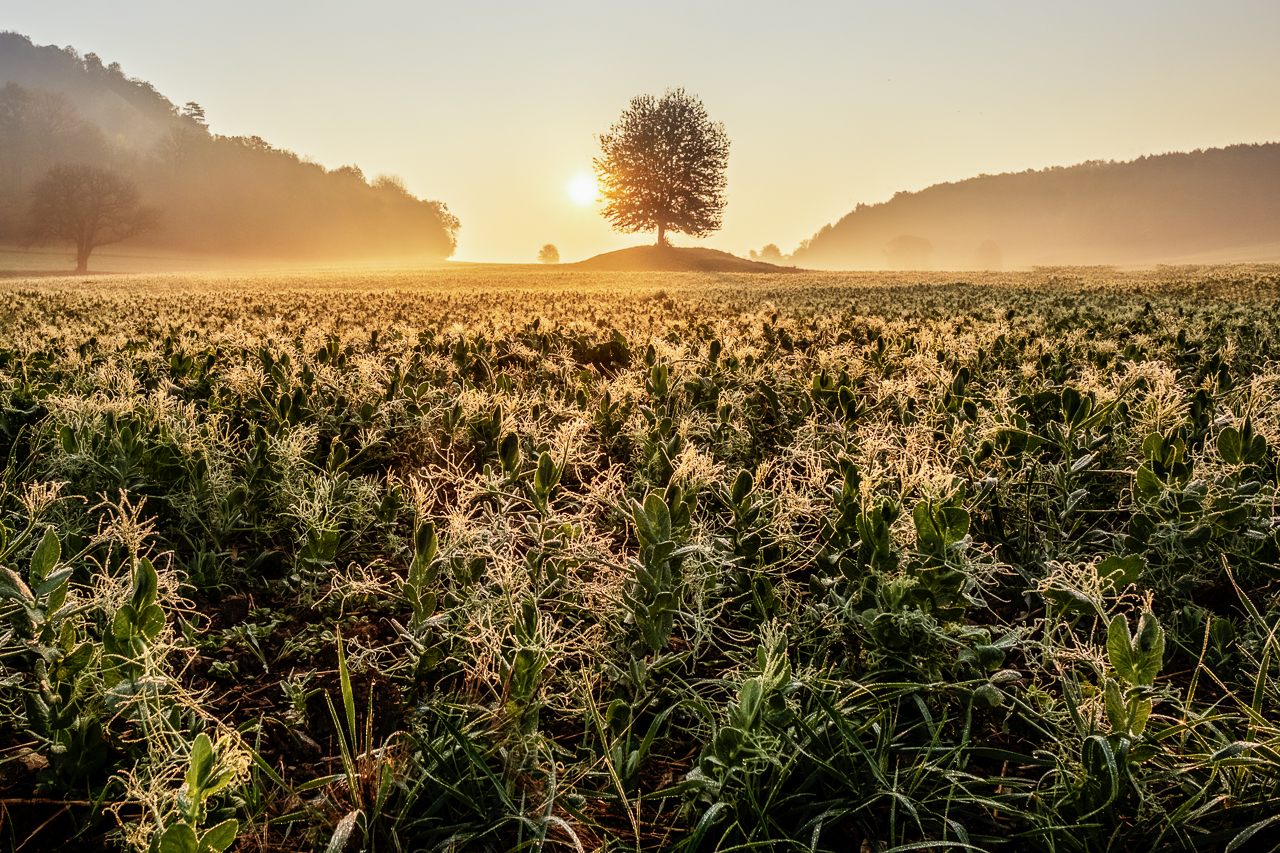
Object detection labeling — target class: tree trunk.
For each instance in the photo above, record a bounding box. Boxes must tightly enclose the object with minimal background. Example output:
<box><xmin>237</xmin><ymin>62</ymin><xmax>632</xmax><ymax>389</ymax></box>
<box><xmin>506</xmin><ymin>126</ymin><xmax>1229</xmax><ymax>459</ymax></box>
<box><xmin>75</xmin><ymin>245</ymin><xmax>90</xmax><ymax>274</ymax></box>
<box><xmin>657</xmin><ymin>222</ymin><xmax>665</xmax><ymax>247</ymax></box>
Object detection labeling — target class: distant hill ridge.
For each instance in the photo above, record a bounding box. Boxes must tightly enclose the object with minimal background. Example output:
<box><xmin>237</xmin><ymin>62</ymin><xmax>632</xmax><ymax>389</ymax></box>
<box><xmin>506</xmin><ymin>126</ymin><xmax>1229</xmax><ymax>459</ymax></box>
<box><xmin>0</xmin><ymin>31</ymin><xmax>459</xmax><ymax>262</ymax></box>
<box><xmin>792</xmin><ymin>143</ymin><xmax>1280</xmax><ymax>269</ymax></box>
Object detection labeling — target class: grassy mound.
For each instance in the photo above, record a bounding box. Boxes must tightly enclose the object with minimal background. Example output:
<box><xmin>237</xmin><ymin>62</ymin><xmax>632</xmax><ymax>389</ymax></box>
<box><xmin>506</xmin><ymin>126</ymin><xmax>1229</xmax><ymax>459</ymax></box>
<box><xmin>570</xmin><ymin>243</ymin><xmax>797</xmax><ymax>272</ymax></box>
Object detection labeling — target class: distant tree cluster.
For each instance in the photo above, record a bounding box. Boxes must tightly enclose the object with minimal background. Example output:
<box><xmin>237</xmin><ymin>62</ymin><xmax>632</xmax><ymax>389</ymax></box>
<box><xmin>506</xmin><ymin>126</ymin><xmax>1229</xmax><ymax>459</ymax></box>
<box><xmin>0</xmin><ymin>33</ymin><xmax>459</xmax><ymax>269</ymax></box>
<box><xmin>748</xmin><ymin>243</ymin><xmax>784</xmax><ymax>263</ymax></box>
<box><xmin>0</xmin><ymin>32</ymin><xmax>177</xmax><ymax>127</ymax></box>
<box><xmin>537</xmin><ymin>244</ymin><xmax>559</xmax><ymax>264</ymax></box>
<box><xmin>140</xmin><ymin>127</ymin><xmax>459</xmax><ymax>259</ymax></box>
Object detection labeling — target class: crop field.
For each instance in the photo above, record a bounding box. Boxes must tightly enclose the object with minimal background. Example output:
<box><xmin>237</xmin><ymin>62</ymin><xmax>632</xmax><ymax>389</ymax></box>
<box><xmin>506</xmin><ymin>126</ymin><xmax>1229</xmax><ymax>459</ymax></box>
<box><xmin>1</xmin><ymin>264</ymin><xmax>1280</xmax><ymax>852</ymax></box>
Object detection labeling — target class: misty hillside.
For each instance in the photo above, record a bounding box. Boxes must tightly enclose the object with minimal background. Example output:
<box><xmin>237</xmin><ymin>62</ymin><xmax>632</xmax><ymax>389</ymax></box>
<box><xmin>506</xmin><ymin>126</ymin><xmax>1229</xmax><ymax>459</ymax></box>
<box><xmin>791</xmin><ymin>144</ymin><xmax>1280</xmax><ymax>270</ymax></box>
<box><xmin>0</xmin><ymin>32</ymin><xmax>458</xmax><ymax>262</ymax></box>
<box><xmin>0</xmin><ymin>31</ymin><xmax>190</xmax><ymax>152</ymax></box>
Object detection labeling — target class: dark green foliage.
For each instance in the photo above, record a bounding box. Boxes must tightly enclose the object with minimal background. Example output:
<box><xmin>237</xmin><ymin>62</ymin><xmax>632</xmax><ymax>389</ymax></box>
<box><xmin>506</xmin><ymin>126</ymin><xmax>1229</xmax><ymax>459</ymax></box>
<box><xmin>2</xmin><ymin>267</ymin><xmax>1280</xmax><ymax>852</ymax></box>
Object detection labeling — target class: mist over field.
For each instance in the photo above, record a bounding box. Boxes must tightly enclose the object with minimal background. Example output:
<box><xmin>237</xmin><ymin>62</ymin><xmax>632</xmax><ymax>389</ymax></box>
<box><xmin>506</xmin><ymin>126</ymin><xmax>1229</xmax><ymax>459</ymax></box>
<box><xmin>0</xmin><ymin>33</ymin><xmax>458</xmax><ymax>266</ymax></box>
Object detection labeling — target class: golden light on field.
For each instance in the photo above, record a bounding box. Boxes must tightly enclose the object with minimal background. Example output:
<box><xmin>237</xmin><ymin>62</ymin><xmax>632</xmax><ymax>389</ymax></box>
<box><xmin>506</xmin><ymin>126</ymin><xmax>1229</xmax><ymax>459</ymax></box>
<box><xmin>568</xmin><ymin>173</ymin><xmax>598</xmax><ymax>206</ymax></box>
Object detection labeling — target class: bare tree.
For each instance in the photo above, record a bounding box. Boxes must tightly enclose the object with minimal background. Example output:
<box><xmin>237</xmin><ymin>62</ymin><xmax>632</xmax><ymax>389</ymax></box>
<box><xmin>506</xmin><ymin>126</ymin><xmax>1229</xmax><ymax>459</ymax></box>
<box><xmin>537</xmin><ymin>243</ymin><xmax>560</xmax><ymax>264</ymax></box>
<box><xmin>27</xmin><ymin>164</ymin><xmax>159</xmax><ymax>273</ymax></box>
<box><xmin>594</xmin><ymin>89</ymin><xmax>729</xmax><ymax>247</ymax></box>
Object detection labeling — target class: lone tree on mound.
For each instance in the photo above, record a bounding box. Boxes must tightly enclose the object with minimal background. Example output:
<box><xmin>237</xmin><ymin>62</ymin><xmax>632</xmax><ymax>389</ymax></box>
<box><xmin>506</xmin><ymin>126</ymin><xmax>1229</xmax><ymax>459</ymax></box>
<box><xmin>594</xmin><ymin>88</ymin><xmax>729</xmax><ymax>247</ymax></box>
<box><xmin>27</xmin><ymin>164</ymin><xmax>160</xmax><ymax>273</ymax></box>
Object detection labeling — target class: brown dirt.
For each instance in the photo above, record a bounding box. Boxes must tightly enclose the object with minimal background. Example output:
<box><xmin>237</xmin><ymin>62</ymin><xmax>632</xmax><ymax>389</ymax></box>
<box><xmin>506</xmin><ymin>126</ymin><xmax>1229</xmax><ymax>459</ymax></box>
<box><xmin>568</xmin><ymin>245</ymin><xmax>802</xmax><ymax>273</ymax></box>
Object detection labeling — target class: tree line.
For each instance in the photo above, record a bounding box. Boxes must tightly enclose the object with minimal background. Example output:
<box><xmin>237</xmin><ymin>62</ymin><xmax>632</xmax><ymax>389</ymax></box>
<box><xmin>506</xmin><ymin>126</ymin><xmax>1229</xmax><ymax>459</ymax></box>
<box><xmin>0</xmin><ymin>34</ymin><xmax>458</xmax><ymax>270</ymax></box>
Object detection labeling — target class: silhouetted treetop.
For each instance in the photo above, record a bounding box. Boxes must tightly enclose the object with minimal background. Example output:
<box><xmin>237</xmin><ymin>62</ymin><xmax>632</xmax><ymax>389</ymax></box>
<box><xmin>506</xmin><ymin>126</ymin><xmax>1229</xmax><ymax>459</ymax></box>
<box><xmin>594</xmin><ymin>88</ymin><xmax>729</xmax><ymax>246</ymax></box>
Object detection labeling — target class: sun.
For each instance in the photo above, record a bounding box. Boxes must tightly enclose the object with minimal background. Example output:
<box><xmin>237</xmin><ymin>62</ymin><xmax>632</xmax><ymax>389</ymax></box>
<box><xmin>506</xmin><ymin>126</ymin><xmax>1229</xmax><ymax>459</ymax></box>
<box><xmin>568</xmin><ymin>172</ymin><xmax>598</xmax><ymax>206</ymax></box>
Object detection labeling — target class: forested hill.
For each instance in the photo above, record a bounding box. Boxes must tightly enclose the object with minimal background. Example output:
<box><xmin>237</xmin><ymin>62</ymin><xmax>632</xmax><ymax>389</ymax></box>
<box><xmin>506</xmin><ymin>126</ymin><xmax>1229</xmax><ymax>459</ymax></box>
<box><xmin>0</xmin><ymin>32</ymin><xmax>459</xmax><ymax>261</ymax></box>
<box><xmin>791</xmin><ymin>144</ymin><xmax>1280</xmax><ymax>270</ymax></box>
<box><xmin>0</xmin><ymin>31</ymin><xmax>188</xmax><ymax>151</ymax></box>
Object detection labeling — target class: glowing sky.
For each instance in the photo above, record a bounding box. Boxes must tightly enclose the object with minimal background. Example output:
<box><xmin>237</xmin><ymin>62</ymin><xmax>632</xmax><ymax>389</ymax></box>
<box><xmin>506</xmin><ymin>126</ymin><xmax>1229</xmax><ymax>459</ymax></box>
<box><xmin>6</xmin><ymin>1</ymin><xmax>1279</xmax><ymax>263</ymax></box>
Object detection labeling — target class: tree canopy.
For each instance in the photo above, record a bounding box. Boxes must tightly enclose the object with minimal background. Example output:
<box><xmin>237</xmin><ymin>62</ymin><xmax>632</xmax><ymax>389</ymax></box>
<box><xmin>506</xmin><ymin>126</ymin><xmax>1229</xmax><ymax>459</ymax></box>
<box><xmin>593</xmin><ymin>89</ymin><xmax>729</xmax><ymax>246</ymax></box>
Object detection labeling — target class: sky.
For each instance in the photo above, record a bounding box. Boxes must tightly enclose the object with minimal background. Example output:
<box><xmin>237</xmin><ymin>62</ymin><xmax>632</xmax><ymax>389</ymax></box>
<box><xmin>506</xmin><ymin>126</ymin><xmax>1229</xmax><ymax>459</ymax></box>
<box><xmin>6</xmin><ymin>1</ymin><xmax>1280</xmax><ymax>263</ymax></box>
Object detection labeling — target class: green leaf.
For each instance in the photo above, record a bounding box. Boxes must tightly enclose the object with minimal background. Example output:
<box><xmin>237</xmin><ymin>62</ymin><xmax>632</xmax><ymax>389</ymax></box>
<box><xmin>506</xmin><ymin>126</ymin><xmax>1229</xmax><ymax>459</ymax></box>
<box><xmin>0</xmin><ymin>567</ymin><xmax>32</xmax><ymax>602</ymax></box>
<box><xmin>499</xmin><ymin>431</ymin><xmax>520</xmax><ymax>473</ymax></box>
<box><xmin>1129</xmin><ymin>696</ymin><xmax>1151</xmax><ymax>737</ymax></box>
<box><xmin>937</xmin><ymin>506</ymin><xmax>970</xmax><ymax>546</ymax></box>
<box><xmin>735</xmin><ymin>677</ymin><xmax>763</xmax><ymax>729</ymax></box>
<box><xmin>1107</xmin><ymin>614</ymin><xmax>1139</xmax><ymax>684</ymax></box>
<box><xmin>731</xmin><ymin>469</ymin><xmax>753</xmax><ymax>505</ymax></box>
<box><xmin>113</xmin><ymin>605</ymin><xmax>139</xmax><ymax>642</ymax></box>
<box><xmin>61</xmin><ymin>641</ymin><xmax>94</xmax><ymax>676</ymax></box>
<box><xmin>650</xmin><ymin>540</ymin><xmax>675</xmax><ymax>567</ymax></box>
<box><xmin>30</xmin><ymin>528</ymin><xmax>60</xmax><ymax>586</ymax></box>
<box><xmin>132</xmin><ymin>557</ymin><xmax>159</xmax><ymax>611</ymax></box>
<box><xmin>1044</xmin><ymin>584</ymin><xmax>1100</xmax><ymax>617</ymax></box>
<box><xmin>1245</xmin><ymin>434</ymin><xmax>1268</xmax><ymax>465</ymax></box>
<box><xmin>642</xmin><ymin>492</ymin><xmax>672</xmax><ymax>545</ymax></box>
<box><xmin>535</xmin><ymin>451</ymin><xmax>558</xmax><ymax>494</ymax></box>
<box><xmin>1134</xmin><ymin>465</ymin><xmax>1164</xmax><ymax>501</ymax></box>
<box><xmin>630</xmin><ymin>498</ymin><xmax>655</xmax><ymax>546</ymax></box>
<box><xmin>1062</xmin><ymin>387</ymin><xmax>1092</xmax><ymax>428</ymax></box>
<box><xmin>1104</xmin><ymin>679</ymin><xmax>1126</xmax><ymax>732</ymax></box>
<box><xmin>1081</xmin><ymin>734</ymin><xmax>1119</xmax><ymax>806</ymax></box>
<box><xmin>1131</xmin><ymin>611</ymin><xmax>1165</xmax><ymax>686</ymax></box>
<box><xmin>327</xmin><ymin>440</ymin><xmax>348</xmax><ymax>471</ymax></box>
<box><xmin>325</xmin><ymin>811</ymin><xmax>362</xmax><ymax>853</ymax></box>
<box><xmin>34</xmin><ymin>567</ymin><xmax>73</xmax><ymax>599</ymax></box>
<box><xmin>912</xmin><ymin>500</ymin><xmax>941</xmax><ymax>552</ymax></box>
<box><xmin>519</xmin><ymin>595</ymin><xmax>539</xmax><ymax>640</ymax></box>
<box><xmin>1218</xmin><ymin>426</ymin><xmax>1244</xmax><ymax>466</ymax></box>
<box><xmin>973</xmin><ymin>683</ymin><xmax>1003</xmax><ymax>709</ymax></box>
<box><xmin>974</xmin><ymin>644</ymin><xmax>1006</xmax><ymax>672</ymax></box>
<box><xmin>1097</xmin><ymin>555</ymin><xmax>1143</xmax><ymax>593</ymax></box>
<box><xmin>59</xmin><ymin>424</ymin><xmax>78</xmax><ymax>455</ymax></box>
<box><xmin>187</xmin><ymin>732</ymin><xmax>215</xmax><ymax>798</ymax></box>
<box><xmin>1210</xmin><ymin>741</ymin><xmax>1258</xmax><ymax>762</ymax></box>
<box><xmin>412</xmin><ymin>522</ymin><xmax>437</xmax><ymax>575</ymax></box>
<box><xmin>158</xmin><ymin>823</ymin><xmax>199</xmax><ymax>853</ymax></box>
<box><xmin>200</xmin><ymin>818</ymin><xmax>239</xmax><ymax>853</ymax></box>
<box><xmin>1108</xmin><ymin>612</ymin><xmax>1165</xmax><ymax>686</ymax></box>
<box><xmin>139</xmin><ymin>604</ymin><xmax>166</xmax><ymax>641</ymax></box>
